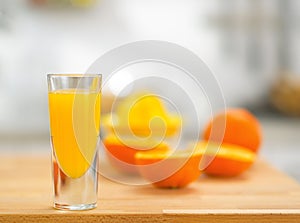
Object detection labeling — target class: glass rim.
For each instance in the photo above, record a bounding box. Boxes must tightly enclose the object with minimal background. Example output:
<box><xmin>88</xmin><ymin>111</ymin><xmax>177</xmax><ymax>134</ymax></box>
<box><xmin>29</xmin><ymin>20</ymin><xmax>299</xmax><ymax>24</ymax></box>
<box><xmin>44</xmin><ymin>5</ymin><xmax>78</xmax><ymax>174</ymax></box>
<box><xmin>47</xmin><ymin>74</ymin><xmax>102</xmax><ymax>78</ymax></box>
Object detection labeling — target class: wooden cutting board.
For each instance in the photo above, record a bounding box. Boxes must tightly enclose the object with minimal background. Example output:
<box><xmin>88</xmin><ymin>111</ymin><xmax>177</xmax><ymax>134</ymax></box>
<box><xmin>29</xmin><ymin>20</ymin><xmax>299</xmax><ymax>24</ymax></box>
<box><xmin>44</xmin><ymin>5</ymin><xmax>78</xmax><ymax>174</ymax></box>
<box><xmin>0</xmin><ymin>155</ymin><xmax>300</xmax><ymax>223</ymax></box>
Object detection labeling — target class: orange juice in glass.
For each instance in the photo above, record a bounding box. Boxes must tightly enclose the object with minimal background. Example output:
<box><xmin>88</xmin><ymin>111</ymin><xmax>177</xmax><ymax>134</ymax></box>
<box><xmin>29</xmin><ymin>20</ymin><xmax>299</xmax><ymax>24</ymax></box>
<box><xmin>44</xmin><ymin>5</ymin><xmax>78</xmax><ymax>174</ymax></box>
<box><xmin>47</xmin><ymin>74</ymin><xmax>101</xmax><ymax>210</ymax></box>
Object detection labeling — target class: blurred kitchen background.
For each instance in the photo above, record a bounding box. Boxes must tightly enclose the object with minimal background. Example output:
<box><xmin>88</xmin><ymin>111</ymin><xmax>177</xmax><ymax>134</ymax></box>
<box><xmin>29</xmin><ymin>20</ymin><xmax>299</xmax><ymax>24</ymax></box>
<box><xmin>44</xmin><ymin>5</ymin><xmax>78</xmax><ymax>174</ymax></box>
<box><xmin>0</xmin><ymin>0</ymin><xmax>300</xmax><ymax>180</ymax></box>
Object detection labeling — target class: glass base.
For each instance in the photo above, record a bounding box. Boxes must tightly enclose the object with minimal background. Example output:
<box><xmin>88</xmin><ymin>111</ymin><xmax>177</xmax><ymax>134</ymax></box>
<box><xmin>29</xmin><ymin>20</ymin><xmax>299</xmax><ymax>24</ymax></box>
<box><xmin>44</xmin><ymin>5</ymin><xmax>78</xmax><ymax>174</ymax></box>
<box><xmin>54</xmin><ymin>202</ymin><xmax>97</xmax><ymax>211</ymax></box>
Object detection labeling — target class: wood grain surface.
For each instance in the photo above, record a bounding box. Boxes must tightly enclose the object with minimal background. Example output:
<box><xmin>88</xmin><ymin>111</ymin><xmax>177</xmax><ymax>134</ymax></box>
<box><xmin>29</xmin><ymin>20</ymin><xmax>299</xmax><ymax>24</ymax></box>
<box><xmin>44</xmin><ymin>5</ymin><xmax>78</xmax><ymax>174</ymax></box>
<box><xmin>0</xmin><ymin>155</ymin><xmax>300</xmax><ymax>223</ymax></box>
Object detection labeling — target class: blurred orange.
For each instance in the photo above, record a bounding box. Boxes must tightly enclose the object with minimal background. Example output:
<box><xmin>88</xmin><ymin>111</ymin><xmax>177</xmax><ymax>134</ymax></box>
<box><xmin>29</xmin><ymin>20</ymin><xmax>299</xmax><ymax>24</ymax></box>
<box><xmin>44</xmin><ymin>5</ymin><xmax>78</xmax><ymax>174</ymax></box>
<box><xmin>103</xmin><ymin>134</ymin><xmax>169</xmax><ymax>174</ymax></box>
<box><xmin>135</xmin><ymin>149</ymin><xmax>202</xmax><ymax>188</ymax></box>
<box><xmin>102</xmin><ymin>92</ymin><xmax>181</xmax><ymax>137</ymax></box>
<box><xmin>196</xmin><ymin>141</ymin><xmax>256</xmax><ymax>177</ymax></box>
<box><xmin>203</xmin><ymin>108</ymin><xmax>262</xmax><ymax>153</ymax></box>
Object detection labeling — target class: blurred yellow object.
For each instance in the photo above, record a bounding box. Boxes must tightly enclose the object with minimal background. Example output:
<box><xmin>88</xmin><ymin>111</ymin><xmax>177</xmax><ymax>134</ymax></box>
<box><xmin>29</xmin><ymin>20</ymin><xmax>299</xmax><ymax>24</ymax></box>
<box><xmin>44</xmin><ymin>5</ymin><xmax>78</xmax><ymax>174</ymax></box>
<box><xmin>270</xmin><ymin>74</ymin><xmax>300</xmax><ymax>116</ymax></box>
<box><xmin>29</xmin><ymin>0</ymin><xmax>96</xmax><ymax>7</ymax></box>
<box><xmin>70</xmin><ymin>0</ymin><xmax>95</xmax><ymax>7</ymax></box>
<box><xmin>103</xmin><ymin>92</ymin><xmax>181</xmax><ymax>137</ymax></box>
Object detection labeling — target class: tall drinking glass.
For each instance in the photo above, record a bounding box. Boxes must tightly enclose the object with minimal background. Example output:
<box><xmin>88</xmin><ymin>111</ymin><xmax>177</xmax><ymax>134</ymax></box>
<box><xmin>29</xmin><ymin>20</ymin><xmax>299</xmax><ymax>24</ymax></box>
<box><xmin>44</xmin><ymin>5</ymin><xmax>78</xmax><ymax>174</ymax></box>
<box><xmin>47</xmin><ymin>74</ymin><xmax>101</xmax><ymax>210</ymax></box>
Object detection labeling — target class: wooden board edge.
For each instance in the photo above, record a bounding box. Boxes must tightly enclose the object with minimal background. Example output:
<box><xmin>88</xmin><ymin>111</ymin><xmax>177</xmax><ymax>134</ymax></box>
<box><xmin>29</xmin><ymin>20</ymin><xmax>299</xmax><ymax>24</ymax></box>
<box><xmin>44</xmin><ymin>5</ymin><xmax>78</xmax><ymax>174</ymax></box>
<box><xmin>1</xmin><ymin>212</ymin><xmax>300</xmax><ymax>223</ymax></box>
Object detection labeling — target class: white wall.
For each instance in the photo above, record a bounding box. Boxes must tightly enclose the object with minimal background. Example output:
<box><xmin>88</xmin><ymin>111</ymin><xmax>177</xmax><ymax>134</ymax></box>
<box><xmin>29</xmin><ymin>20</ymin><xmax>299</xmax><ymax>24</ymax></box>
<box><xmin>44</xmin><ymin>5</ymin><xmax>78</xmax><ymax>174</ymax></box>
<box><xmin>0</xmin><ymin>0</ymin><xmax>289</xmax><ymax>135</ymax></box>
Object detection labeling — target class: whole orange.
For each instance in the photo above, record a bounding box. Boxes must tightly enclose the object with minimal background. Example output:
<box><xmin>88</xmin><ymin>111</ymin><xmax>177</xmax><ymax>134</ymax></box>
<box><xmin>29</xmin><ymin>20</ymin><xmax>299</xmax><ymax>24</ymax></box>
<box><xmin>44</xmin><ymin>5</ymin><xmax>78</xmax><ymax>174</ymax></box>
<box><xmin>203</xmin><ymin>109</ymin><xmax>262</xmax><ymax>153</ymax></box>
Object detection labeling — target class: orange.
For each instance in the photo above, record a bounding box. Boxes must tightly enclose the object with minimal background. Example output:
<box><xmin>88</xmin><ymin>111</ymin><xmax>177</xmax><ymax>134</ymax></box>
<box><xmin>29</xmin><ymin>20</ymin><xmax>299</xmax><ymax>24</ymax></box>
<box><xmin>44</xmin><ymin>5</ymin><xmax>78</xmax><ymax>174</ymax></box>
<box><xmin>203</xmin><ymin>108</ymin><xmax>262</xmax><ymax>153</ymax></box>
<box><xmin>103</xmin><ymin>134</ymin><xmax>170</xmax><ymax>174</ymax></box>
<box><xmin>102</xmin><ymin>92</ymin><xmax>181</xmax><ymax>137</ymax></box>
<box><xmin>196</xmin><ymin>141</ymin><xmax>256</xmax><ymax>177</ymax></box>
<box><xmin>135</xmin><ymin>149</ymin><xmax>202</xmax><ymax>188</ymax></box>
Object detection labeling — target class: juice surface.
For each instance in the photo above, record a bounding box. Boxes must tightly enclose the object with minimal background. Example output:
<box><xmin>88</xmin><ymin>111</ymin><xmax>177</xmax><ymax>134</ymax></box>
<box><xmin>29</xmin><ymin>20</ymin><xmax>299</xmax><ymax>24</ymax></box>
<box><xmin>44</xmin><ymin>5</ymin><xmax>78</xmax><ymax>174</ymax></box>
<box><xmin>49</xmin><ymin>89</ymin><xmax>100</xmax><ymax>178</ymax></box>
